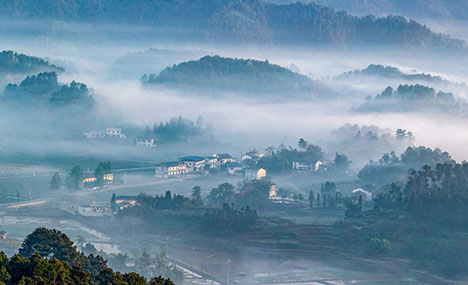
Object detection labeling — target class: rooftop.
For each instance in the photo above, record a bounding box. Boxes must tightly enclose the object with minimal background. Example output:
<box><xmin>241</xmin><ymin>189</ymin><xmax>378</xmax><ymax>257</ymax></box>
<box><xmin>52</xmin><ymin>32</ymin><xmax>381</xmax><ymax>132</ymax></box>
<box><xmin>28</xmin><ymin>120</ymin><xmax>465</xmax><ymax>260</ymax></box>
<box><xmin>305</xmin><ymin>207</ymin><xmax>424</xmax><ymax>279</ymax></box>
<box><xmin>159</xmin><ymin>161</ymin><xmax>184</xmax><ymax>167</ymax></box>
<box><xmin>217</xmin><ymin>153</ymin><xmax>233</xmax><ymax>159</ymax></box>
<box><xmin>179</xmin><ymin>156</ymin><xmax>205</xmax><ymax>162</ymax></box>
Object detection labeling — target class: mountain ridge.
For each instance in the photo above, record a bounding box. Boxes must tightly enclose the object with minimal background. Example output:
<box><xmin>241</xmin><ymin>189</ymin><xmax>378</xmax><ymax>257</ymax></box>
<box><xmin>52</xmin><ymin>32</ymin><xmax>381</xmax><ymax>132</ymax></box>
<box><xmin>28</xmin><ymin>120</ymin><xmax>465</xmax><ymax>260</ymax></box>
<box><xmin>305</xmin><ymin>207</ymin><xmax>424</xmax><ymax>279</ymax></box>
<box><xmin>0</xmin><ymin>0</ymin><xmax>465</xmax><ymax>50</ymax></box>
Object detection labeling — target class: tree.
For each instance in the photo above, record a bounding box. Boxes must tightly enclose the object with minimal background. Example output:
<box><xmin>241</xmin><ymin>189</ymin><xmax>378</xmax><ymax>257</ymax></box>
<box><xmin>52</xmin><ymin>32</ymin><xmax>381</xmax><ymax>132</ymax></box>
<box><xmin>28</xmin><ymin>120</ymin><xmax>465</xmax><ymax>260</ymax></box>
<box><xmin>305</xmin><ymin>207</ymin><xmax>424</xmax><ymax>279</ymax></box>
<box><xmin>366</xmin><ymin>238</ymin><xmax>391</xmax><ymax>255</ymax></box>
<box><xmin>68</xmin><ymin>166</ymin><xmax>83</xmax><ymax>190</ymax></box>
<box><xmin>150</xmin><ymin>276</ymin><xmax>176</xmax><ymax>285</ymax></box>
<box><xmin>49</xmin><ymin>172</ymin><xmax>62</xmax><ymax>190</ymax></box>
<box><xmin>264</xmin><ymin>146</ymin><xmax>276</xmax><ymax>155</ymax></box>
<box><xmin>95</xmin><ymin>162</ymin><xmax>112</xmax><ymax>187</ymax></box>
<box><xmin>6</xmin><ymin>228</ymin><xmax>174</xmax><ymax>284</ymax></box>
<box><xmin>0</xmin><ymin>265</ymin><xmax>10</xmax><ymax>284</ymax></box>
<box><xmin>344</xmin><ymin>197</ymin><xmax>362</xmax><ymax>218</ymax></box>
<box><xmin>19</xmin><ymin>228</ymin><xmax>80</xmax><ymax>264</ymax></box>
<box><xmin>298</xmin><ymin>138</ymin><xmax>307</xmax><ymax>150</ymax></box>
<box><xmin>191</xmin><ymin>186</ymin><xmax>203</xmax><ymax>206</ymax></box>
<box><xmin>321</xmin><ymin>182</ymin><xmax>337</xmax><ymax>208</ymax></box>
<box><xmin>207</xmin><ymin>183</ymin><xmax>235</xmax><ymax>206</ymax></box>
<box><xmin>308</xmin><ymin>190</ymin><xmax>315</xmax><ymax>208</ymax></box>
<box><xmin>110</xmin><ymin>193</ymin><xmax>117</xmax><ymax>212</ymax></box>
<box><xmin>333</xmin><ymin>153</ymin><xmax>350</xmax><ymax>172</ymax></box>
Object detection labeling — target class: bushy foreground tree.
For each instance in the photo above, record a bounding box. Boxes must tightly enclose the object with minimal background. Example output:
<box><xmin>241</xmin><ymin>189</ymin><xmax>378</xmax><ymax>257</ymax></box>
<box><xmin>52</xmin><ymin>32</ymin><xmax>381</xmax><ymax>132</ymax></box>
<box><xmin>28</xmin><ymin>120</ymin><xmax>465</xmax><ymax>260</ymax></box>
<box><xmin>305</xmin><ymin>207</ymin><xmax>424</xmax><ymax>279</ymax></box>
<box><xmin>1</xmin><ymin>227</ymin><xmax>175</xmax><ymax>285</ymax></box>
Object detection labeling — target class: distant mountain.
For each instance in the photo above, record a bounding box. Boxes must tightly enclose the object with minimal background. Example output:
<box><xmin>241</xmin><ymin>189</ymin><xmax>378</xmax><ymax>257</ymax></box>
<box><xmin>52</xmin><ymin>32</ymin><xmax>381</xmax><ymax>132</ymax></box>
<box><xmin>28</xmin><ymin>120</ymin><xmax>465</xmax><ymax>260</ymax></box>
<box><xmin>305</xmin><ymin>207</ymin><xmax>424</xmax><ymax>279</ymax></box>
<box><xmin>337</xmin><ymin>64</ymin><xmax>467</xmax><ymax>88</ymax></box>
<box><xmin>0</xmin><ymin>0</ymin><xmax>465</xmax><ymax>50</ymax></box>
<box><xmin>142</xmin><ymin>55</ymin><xmax>333</xmax><ymax>98</ymax></box>
<box><xmin>3</xmin><ymin>72</ymin><xmax>95</xmax><ymax>107</ymax></box>
<box><xmin>268</xmin><ymin>0</ymin><xmax>468</xmax><ymax>21</ymax></box>
<box><xmin>110</xmin><ymin>48</ymin><xmax>207</xmax><ymax>79</ymax></box>
<box><xmin>356</xmin><ymin>84</ymin><xmax>464</xmax><ymax>113</ymax></box>
<box><xmin>0</xmin><ymin>50</ymin><xmax>64</xmax><ymax>75</ymax></box>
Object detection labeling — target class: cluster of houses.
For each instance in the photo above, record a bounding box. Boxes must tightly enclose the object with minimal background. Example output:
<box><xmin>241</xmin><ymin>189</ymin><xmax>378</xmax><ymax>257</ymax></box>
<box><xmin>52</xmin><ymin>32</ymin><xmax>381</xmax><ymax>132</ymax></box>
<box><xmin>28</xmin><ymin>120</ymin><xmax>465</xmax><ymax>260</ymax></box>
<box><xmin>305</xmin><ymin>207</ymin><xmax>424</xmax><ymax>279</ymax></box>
<box><xmin>77</xmin><ymin>195</ymin><xmax>138</xmax><ymax>217</ymax></box>
<box><xmin>77</xmin><ymin>203</ymin><xmax>113</xmax><ymax>217</ymax></box>
<box><xmin>84</xmin><ymin>127</ymin><xmax>127</xmax><ymax>140</ymax></box>
<box><xmin>83</xmin><ymin>128</ymin><xmax>156</xmax><ymax>148</ymax></box>
<box><xmin>155</xmin><ymin>152</ymin><xmax>268</xmax><ymax>181</ymax></box>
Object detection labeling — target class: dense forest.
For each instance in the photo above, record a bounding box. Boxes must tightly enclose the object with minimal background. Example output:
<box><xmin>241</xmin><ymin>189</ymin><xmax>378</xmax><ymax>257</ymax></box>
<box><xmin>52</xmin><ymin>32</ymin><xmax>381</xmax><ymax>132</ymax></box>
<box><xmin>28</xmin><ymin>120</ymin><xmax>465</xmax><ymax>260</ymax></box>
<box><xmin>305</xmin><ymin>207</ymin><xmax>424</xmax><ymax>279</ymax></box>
<box><xmin>0</xmin><ymin>50</ymin><xmax>64</xmax><ymax>75</ymax></box>
<box><xmin>143</xmin><ymin>55</ymin><xmax>331</xmax><ymax>97</ymax></box>
<box><xmin>269</xmin><ymin>0</ymin><xmax>468</xmax><ymax>21</ymax></box>
<box><xmin>357</xmin><ymin>84</ymin><xmax>464</xmax><ymax>113</ymax></box>
<box><xmin>142</xmin><ymin>116</ymin><xmax>210</xmax><ymax>144</ymax></box>
<box><xmin>358</xmin><ymin>146</ymin><xmax>454</xmax><ymax>185</ymax></box>
<box><xmin>0</xmin><ymin>228</ymin><xmax>174</xmax><ymax>284</ymax></box>
<box><xmin>345</xmin><ymin>161</ymin><xmax>468</xmax><ymax>276</ymax></box>
<box><xmin>2</xmin><ymin>71</ymin><xmax>95</xmax><ymax>107</ymax></box>
<box><xmin>0</xmin><ymin>0</ymin><xmax>465</xmax><ymax>49</ymax></box>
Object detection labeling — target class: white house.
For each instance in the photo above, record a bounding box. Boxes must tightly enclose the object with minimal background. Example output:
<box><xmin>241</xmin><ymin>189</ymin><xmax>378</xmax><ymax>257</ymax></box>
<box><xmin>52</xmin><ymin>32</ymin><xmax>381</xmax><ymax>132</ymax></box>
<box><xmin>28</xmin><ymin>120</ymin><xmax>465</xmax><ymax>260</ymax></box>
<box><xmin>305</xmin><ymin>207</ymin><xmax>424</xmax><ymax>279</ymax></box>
<box><xmin>204</xmin><ymin>155</ymin><xmax>219</xmax><ymax>169</ymax></box>
<box><xmin>155</xmin><ymin>161</ymin><xmax>188</xmax><ymax>177</ymax></box>
<box><xmin>215</xmin><ymin>153</ymin><xmax>236</xmax><ymax>165</ymax></box>
<box><xmin>314</xmin><ymin>160</ymin><xmax>324</xmax><ymax>171</ymax></box>
<box><xmin>78</xmin><ymin>204</ymin><xmax>112</xmax><ymax>217</ymax></box>
<box><xmin>245</xmin><ymin>168</ymin><xmax>267</xmax><ymax>180</ymax></box>
<box><xmin>292</xmin><ymin>161</ymin><xmax>314</xmax><ymax>171</ymax></box>
<box><xmin>136</xmin><ymin>138</ymin><xmax>155</xmax><ymax>148</ymax></box>
<box><xmin>292</xmin><ymin>160</ymin><xmax>324</xmax><ymax>171</ymax></box>
<box><xmin>83</xmin><ymin>131</ymin><xmax>105</xmax><ymax>139</ymax></box>
<box><xmin>352</xmin><ymin>188</ymin><xmax>373</xmax><ymax>201</ymax></box>
<box><xmin>227</xmin><ymin>162</ymin><xmax>243</xmax><ymax>175</ymax></box>
<box><xmin>179</xmin><ymin>156</ymin><xmax>206</xmax><ymax>172</ymax></box>
<box><xmin>241</xmin><ymin>151</ymin><xmax>264</xmax><ymax>163</ymax></box>
<box><xmin>106</xmin><ymin>128</ymin><xmax>126</xmax><ymax>139</ymax></box>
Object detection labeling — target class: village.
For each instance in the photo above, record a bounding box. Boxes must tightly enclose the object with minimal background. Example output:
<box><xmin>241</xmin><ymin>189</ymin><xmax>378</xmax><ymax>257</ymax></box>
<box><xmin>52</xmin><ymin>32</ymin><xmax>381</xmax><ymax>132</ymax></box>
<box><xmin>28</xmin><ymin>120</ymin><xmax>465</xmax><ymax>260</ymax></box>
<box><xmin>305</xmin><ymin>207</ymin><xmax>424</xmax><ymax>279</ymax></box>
<box><xmin>75</xmin><ymin>148</ymin><xmax>373</xmax><ymax>218</ymax></box>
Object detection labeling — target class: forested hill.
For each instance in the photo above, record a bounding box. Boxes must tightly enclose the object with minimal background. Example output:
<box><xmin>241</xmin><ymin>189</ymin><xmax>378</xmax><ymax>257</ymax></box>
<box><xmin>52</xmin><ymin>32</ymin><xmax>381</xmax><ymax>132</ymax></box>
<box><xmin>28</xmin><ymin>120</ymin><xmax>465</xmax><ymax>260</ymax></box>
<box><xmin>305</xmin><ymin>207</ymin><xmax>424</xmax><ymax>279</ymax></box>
<box><xmin>0</xmin><ymin>0</ymin><xmax>465</xmax><ymax>50</ymax></box>
<box><xmin>142</xmin><ymin>55</ymin><xmax>332</xmax><ymax>97</ymax></box>
<box><xmin>338</xmin><ymin>64</ymin><xmax>466</xmax><ymax>87</ymax></box>
<box><xmin>0</xmin><ymin>50</ymin><xmax>64</xmax><ymax>75</ymax></box>
<box><xmin>269</xmin><ymin>0</ymin><xmax>468</xmax><ymax>22</ymax></box>
<box><xmin>2</xmin><ymin>71</ymin><xmax>95</xmax><ymax>108</ymax></box>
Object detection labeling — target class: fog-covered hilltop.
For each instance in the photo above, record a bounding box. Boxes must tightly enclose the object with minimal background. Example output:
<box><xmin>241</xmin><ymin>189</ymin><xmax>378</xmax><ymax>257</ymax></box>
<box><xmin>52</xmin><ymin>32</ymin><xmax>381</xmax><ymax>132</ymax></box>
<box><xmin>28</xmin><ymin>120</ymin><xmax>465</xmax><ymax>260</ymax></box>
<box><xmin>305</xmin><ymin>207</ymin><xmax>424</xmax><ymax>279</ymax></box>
<box><xmin>3</xmin><ymin>72</ymin><xmax>94</xmax><ymax>108</ymax></box>
<box><xmin>269</xmin><ymin>0</ymin><xmax>468</xmax><ymax>21</ymax></box>
<box><xmin>0</xmin><ymin>50</ymin><xmax>64</xmax><ymax>75</ymax></box>
<box><xmin>337</xmin><ymin>64</ymin><xmax>467</xmax><ymax>88</ymax></box>
<box><xmin>142</xmin><ymin>55</ymin><xmax>333</xmax><ymax>98</ymax></box>
<box><xmin>356</xmin><ymin>84</ymin><xmax>465</xmax><ymax>114</ymax></box>
<box><xmin>0</xmin><ymin>0</ymin><xmax>465</xmax><ymax>50</ymax></box>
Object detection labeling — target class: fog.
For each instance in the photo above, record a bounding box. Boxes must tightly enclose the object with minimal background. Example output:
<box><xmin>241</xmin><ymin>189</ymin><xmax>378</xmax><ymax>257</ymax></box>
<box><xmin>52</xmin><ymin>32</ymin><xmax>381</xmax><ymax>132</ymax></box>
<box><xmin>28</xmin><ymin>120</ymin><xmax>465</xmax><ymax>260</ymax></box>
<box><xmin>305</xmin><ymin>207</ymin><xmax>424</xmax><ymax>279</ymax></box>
<box><xmin>1</xmin><ymin>14</ymin><xmax>468</xmax><ymax>284</ymax></box>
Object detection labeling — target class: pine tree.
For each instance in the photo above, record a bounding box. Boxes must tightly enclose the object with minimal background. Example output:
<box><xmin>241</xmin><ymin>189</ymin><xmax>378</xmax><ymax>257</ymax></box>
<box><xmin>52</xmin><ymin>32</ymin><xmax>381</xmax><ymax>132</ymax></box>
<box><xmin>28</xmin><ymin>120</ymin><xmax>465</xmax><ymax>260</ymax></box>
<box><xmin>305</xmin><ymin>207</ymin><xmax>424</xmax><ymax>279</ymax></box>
<box><xmin>50</xmin><ymin>172</ymin><xmax>62</xmax><ymax>190</ymax></box>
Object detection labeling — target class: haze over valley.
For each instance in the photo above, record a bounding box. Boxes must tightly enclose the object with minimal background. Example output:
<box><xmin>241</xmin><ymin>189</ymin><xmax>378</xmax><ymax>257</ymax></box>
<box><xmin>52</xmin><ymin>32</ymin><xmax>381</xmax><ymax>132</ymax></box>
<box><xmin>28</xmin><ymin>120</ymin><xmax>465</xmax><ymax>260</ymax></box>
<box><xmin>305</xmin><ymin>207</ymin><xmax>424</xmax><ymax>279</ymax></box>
<box><xmin>0</xmin><ymin>1</ymin><xmax>467</xmax><ymax>284</ymax></box>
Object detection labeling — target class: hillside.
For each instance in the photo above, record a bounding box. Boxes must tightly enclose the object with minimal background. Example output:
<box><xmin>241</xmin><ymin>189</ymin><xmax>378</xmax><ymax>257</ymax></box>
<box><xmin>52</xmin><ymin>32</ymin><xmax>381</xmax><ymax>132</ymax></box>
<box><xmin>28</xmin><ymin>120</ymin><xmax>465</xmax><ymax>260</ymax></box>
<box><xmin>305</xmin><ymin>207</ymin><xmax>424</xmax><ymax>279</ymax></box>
<box><xmin>268</xmin><ymin>0</ymin><xmax>468</xmax><ymax>21</ymax></box>
<box><xmin>0</xmin><ymin>50</ymin><xmax>64</xmax><ymax>75</ymax></box>
<box><xmin>3</xmin><ymin>71</ymin><xmax>95</xmax><ymax>107</ymax></box>
<box><xmin>356</xmin><ymin>84</ymin><xmax>464</xmax><ymax>114</ymax></box>
<box><xmin>142</xmin><ymin>55</ymin><xmax>332</xmax><ymax>98</ymax></box>
<box><xmin>0</xmin><ymin>0</ymin><xmax>465</xmax><ymax>50</ymax></box>
<box><xmin>337</xmin><ymin>64</ymin><xmax>467</xmax><ymax>88</ymax></box>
